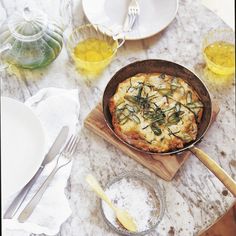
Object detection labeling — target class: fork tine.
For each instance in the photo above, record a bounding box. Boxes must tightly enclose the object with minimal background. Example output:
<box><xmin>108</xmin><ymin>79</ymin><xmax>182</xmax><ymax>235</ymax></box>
<box><xmin>127</xmin><ymin>12</ymin><xmax>136</xmax><ymax>32</ymax></box>
<box><xmin>63</xmin><ymin>135</ymin><xmax>76</xmax><ymax>152</ymax></box>
<box><xmin>70</xmin><ymin>137</ymin><xmax>79</xmax><ymax>155</ymax></box>
<box><xmin>125</xmin><ymin>0</ymin><xmax>139</xmax><ymax>32</ymax></box>
<box><xmin>65</xmin><ymin>135</ymin><xmax>76</xmax><ymax>152</ymax></box>
<box><xmin>126</xmin><ymin>16</ymin><xmax>133</xmax><ymax>32</ymax></box>
<box><xmin>67</xmin><ymin>136</ymin><xmax>77</xmax><ymax>153</ymax></box>
<box><xmin>62</xmin><ymin>135</ymin><xmax>73</xmax><ymax>152</ymax></box>
<box><xmin>129</xmin><ymin>15</ymin><xmax>136</xmax><ymax>29</ymax></box>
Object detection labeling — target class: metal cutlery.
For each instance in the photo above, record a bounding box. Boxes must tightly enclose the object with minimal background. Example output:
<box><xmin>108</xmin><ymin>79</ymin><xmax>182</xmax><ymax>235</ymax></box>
<box><xmin>3</xmin><ymin>126</ymin><xmax>69</xmax><ymax>219</ymax></box>
<box><xmin>18</xmin><ymin>134</ymin><xmax>79</xmax><ymax>223</ymax></box>
<box><xmin>123</xmin><ymin>0</ymin><xmax>140</xmax><ymax>32</ymax></box>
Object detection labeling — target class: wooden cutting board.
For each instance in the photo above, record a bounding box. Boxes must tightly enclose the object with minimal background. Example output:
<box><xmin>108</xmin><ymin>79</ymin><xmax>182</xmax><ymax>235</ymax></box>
<box><xmin>84</xmin><ymin>102</ymin><xmax>219</xmax><ymax>181</ymax></box>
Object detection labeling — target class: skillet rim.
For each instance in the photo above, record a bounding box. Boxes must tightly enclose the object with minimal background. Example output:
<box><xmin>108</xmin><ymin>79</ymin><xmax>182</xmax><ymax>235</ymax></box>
<box><xmin>102</xmin><ymin>59</ymin><xmax>213</xmax><ymax>155</ymax></box>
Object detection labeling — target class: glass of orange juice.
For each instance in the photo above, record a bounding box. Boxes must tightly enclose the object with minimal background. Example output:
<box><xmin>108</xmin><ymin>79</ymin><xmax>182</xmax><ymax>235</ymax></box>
<box><xmin>66</xmin><ymin>24</ymin><xmax>124</xmax><ymax>76</ymax></box>
<box><xmin>203</xmin><ymin>29</ymin><xmax>235</xmax><ymax>75</ymax></box>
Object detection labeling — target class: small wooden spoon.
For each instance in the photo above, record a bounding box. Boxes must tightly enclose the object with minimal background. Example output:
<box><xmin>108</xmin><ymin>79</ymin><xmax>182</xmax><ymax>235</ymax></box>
<box><xmin>86</xmin><ymin>174</ymin><xmax>137</xmax><ymax>232</ymax></box>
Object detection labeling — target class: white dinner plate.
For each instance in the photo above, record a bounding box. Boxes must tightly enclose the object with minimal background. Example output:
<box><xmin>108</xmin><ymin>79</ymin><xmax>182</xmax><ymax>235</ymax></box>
<box><xmin>82</xmin><ymin>0</ymin><xmax>178</xmax><ymax>40</ymax></box>
<box><xmin>1</xmin><ymin>97</ymin><xmax>45</xmax><ymax>202</ymax></box>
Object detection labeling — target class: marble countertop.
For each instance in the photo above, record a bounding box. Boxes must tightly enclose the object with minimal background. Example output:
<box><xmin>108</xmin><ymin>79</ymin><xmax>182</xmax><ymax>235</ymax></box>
<box><xmin>1</xmin><ymin>0</ymin><xmax>235</xmax><ymax>235</ymax></box>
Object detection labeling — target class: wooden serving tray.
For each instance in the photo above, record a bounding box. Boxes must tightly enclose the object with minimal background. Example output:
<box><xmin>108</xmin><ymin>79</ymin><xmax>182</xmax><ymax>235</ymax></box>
<box><xmin>84</xmin><ymin>102</ymin><xmax>219</xmax><ymax>181</ymax></box>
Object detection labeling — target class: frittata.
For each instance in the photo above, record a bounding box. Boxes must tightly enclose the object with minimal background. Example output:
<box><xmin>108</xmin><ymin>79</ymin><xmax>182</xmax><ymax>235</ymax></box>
<box><xmin>109</xmin><ymin>73</ymin><xmax>204</xmax><ymax>152</ymax></box>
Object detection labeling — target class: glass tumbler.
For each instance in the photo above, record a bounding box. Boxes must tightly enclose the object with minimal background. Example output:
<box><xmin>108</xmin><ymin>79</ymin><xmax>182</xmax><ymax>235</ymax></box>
<box><xmin>66</xmin><ymin>24</ymin><xmax>124</xmax><ymax>76</ymax></box>
<box><xmin>203</xmin><ymin>29</ymin><xmax>235</xmax><ymax>75</ymax></box>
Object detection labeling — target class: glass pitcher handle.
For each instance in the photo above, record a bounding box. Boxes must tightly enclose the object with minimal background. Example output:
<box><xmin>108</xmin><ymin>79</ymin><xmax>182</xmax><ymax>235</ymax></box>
<box><xmin>113</xmin><ymin>32</ymin><xmax>126</xmax><ymax>48</ymax></box>
<box><xmin>0</xmin><ymin>43</ymin><xmax>12</xmax><ymax>71</ymax></box>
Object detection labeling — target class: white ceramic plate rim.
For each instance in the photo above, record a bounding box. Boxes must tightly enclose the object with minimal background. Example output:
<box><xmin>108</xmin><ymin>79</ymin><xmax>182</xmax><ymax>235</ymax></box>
<box><xmin>1</xmin><ymin>97</ymin><xmax>45</xmax><ymax>201</ymax></box>
<box><xmin>82</xmin><ymin>0</ymin><xmax>179</xmax><ymax>40</ymax></box>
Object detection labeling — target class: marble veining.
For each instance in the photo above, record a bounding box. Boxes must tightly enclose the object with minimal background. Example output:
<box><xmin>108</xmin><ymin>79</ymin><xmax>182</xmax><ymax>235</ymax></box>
<box><xmin>1</xmin><ymin>0</ymin><xmax>235</xmax><ymax>235</ymax></box>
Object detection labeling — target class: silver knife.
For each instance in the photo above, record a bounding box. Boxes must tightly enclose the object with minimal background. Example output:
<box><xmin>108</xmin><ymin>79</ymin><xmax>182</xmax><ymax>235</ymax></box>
<box><xmin>3</xmin><ymin>126</ymin><xmax>69</xmax><ymax>219</ymax></box>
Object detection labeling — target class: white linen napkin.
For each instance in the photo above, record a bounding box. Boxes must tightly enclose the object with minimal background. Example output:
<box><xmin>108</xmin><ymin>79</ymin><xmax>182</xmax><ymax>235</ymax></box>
<box><xmin>2</xmin><ymin>88</ymin><xmax>80</xmax><ymax>235</ymax></box>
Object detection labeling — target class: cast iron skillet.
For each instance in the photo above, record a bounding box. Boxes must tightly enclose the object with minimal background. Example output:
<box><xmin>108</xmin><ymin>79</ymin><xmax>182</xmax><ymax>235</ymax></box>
<box><xmin>103</xmin><ymin>59</ymin><xmax>236</xmax><ymax>196</ymax></box>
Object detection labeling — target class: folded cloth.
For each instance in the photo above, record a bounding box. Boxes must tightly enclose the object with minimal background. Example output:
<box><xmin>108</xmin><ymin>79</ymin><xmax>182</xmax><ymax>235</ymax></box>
<box><xmin>2</xmin><ymin>88</ymin><xmax>80</xmax><ymax>235</ymax></box>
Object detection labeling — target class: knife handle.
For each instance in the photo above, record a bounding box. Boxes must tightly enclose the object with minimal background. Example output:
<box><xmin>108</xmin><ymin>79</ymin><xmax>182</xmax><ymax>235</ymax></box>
<box><xmin>3</xmin><ymin>166</ymin><xmax>44</xmax><ymax>219</ymax></box>
<box><xmin>18</xmin><ymin>166</ymin><xmax>59</xmax><ymax>222</ymax></box>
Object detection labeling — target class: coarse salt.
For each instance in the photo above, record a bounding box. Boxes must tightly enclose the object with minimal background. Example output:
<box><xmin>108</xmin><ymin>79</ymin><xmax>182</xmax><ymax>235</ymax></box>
<box><xmin>102</xmin><ymin>176</ymin><xmax>161</xmax><ymax>232</ymax></box>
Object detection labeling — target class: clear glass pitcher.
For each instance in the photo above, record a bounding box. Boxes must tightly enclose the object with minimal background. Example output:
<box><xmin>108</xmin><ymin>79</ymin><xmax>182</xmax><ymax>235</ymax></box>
<box><xmin>0</xmin><ymin>1</ymin><xmax>72</xmax><ymax>70</ymax></box>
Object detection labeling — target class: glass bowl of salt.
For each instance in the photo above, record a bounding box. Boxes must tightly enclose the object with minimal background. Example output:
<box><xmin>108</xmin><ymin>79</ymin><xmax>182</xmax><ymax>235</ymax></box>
<box><xmin>100</xmin><ymin>171</ymin><xmax>165</xmax><ymax>235</ymax></box>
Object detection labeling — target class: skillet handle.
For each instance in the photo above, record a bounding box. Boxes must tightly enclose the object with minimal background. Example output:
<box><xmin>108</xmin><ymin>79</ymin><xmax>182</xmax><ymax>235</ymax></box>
<box><xmin>190</xmin><ymin>146</ymin><xmax>236</xmax><ymax>197</ymax></box>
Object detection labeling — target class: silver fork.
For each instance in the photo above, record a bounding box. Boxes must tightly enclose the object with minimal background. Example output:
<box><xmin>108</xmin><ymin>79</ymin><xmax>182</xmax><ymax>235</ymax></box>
<box><xmin>123</xmin><ymin>0</ymin><xmax>140</xmax><ymax>32</ymax></box>
<box><xmin>18</xmin><ymin>135</ymin><xmax>79</xmax><ymax>223</ymax></box>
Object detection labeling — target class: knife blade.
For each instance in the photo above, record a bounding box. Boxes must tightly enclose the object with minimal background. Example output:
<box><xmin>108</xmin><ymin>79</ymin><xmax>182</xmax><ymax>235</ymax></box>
<box><xmin>42</xmin><ymin>126</ymin><xmax>69</xmax><ymax>166</ymax></box>
<box><xmin>3</xmin><ymin>126</ymin><xmax>69</xmax><ymax>219</ymax></box>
